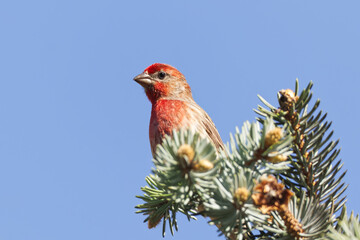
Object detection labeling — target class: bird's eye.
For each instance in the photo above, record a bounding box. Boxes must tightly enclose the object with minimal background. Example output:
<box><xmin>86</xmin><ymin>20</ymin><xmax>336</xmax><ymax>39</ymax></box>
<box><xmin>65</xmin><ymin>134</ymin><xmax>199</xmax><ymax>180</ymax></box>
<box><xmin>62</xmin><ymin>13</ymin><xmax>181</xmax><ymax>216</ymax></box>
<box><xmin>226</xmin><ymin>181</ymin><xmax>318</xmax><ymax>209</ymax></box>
<box><xmin>158</xmin><ymin>71</ymin><xmax>166</xmax><ymax>80</ymax></box>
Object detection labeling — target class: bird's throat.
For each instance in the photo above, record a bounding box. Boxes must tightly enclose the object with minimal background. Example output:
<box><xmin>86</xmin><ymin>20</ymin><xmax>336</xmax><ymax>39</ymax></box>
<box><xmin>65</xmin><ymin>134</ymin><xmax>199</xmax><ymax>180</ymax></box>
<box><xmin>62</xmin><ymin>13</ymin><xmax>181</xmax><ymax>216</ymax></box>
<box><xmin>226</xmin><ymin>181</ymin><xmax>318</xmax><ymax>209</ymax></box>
<box><xmin>145</xmin><ymin>82</ymin><xmax>170</xmax><ymax>104</ymax></box>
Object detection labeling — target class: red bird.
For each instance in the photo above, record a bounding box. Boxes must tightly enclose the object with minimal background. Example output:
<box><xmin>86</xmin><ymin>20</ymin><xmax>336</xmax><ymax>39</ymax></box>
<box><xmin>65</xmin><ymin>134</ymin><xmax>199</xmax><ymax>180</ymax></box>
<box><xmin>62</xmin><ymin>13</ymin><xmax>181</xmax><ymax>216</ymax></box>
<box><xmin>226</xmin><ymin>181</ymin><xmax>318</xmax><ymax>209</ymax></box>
<box><xmin>134</xmin><ymin>63</ymin><xmax>224</xmax><ymax>155</ymax></box>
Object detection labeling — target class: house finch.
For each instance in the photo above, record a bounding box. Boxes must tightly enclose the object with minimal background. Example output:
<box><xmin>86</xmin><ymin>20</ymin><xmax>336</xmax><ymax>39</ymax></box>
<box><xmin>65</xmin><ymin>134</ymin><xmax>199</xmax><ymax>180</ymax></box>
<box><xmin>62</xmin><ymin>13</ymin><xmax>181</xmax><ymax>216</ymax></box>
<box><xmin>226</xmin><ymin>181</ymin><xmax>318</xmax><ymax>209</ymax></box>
<box><xmin>134</xmin><ymin>63</ymin><xmax>224</xmax><ymax>155</ymax></box>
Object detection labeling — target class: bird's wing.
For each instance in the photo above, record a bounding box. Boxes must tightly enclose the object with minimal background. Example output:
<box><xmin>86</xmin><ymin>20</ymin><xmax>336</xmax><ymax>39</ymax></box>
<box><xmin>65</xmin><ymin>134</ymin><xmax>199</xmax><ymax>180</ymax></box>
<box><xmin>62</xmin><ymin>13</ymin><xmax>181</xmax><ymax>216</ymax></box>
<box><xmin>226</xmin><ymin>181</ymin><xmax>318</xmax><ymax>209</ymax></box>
<box><xmin>200</xmin><ymin>110</ymin><xmax>225</xmax><ymax>151</ymax></box>
<box><xmin>185</xmin><ymin>100</ymin><xmax>225</xmax><ymax>151</ymax></box>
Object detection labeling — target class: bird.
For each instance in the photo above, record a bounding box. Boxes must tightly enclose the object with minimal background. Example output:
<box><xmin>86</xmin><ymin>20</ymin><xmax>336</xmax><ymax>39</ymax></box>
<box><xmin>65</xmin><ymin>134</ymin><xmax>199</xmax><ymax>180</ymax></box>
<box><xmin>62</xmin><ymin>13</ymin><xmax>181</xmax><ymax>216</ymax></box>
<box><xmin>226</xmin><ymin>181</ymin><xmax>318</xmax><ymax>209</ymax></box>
<box><xmin>134</xmin><ymin>63</ymin><xmax>224</xmax><ymax>155</ymax></box>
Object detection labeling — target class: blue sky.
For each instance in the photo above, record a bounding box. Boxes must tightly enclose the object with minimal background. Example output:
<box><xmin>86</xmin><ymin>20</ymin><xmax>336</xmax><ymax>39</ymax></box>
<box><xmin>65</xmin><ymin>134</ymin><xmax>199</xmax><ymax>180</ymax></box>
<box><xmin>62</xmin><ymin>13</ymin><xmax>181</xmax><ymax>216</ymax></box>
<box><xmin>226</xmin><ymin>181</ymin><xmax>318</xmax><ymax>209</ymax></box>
<box><xmin>0</xmin><ymin>0</ymin><xmax>359</xmax><ymax>239</ymax></box>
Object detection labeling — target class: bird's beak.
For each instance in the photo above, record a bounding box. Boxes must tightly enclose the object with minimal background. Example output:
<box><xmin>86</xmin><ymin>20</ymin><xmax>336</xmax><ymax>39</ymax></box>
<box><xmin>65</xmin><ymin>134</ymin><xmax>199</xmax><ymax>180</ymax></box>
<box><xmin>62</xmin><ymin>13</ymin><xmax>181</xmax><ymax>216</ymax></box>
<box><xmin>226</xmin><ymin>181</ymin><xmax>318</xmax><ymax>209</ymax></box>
<box><xmin>134</xmin><ymin>72</ymin><xmax>153</xmax><ymax>87</ymax></box>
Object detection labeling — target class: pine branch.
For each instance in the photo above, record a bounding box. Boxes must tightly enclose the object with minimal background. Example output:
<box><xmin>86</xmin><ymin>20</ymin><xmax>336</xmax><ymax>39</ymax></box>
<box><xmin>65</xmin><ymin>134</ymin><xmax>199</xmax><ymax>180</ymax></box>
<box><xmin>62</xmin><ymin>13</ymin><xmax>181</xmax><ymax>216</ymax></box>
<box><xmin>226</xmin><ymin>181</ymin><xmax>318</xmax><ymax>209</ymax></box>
<box><xmin>135</xmin><ymin>80</ymin><xmax>353</xmax><ymax>239</ymax></box>
<box><xmin>135</xmin><ymin>174</ymin><xmax>197</xmax><ymax>236</ymax></box>
<box><xmin>326</xmin><ymin>206</ymin><xmax>360</xmax><ymax>240</ymax></box>
<box><xmin>256</xmin><ymin>80</ymin><xmax>347</xmax><ymax>213</ymax></box>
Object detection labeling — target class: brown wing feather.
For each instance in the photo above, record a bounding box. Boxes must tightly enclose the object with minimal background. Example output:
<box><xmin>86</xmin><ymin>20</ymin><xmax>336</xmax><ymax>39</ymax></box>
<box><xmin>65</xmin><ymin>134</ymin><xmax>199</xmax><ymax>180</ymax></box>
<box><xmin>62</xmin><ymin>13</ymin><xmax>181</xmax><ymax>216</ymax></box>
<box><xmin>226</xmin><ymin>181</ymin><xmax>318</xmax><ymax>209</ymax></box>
<box><xmin>184</xmin><ymin>100</ymin><xmax>224</xmax><ymax>151</ymax></box>
<box><xmin>199</xmin><ymin>109</ymin><xmax>225</xmax><ymax>151</ymax></box>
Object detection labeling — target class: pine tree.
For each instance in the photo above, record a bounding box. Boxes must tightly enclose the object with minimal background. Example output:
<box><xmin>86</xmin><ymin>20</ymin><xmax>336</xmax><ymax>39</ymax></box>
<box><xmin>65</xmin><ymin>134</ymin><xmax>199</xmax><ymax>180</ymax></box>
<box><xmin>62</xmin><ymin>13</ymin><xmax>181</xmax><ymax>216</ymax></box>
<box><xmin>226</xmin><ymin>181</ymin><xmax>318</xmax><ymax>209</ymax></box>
<box><xmin>135</xmin><ymin>80</ymin><xmax>358</xmax><ymax>239</ymax></box>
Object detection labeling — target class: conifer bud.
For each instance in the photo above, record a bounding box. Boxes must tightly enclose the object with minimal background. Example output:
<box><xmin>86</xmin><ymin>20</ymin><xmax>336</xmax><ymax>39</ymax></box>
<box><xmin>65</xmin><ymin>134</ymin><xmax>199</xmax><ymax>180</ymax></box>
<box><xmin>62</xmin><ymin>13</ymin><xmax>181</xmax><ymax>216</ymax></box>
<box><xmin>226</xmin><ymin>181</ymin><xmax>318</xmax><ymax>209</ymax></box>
<box><xmin>279</xmin><ymin>89</ymin><xmax>299</xmax><ymax>112</ymax></box>
<box><xmin>265</xmin><ymin>127</ymin><xmax>283</xmax><ymax>148</ymax></box>
<box><xmin>177</xmin><ymin>144</ymin><xmax>195</xmax><ymax>162</ymax></box>
<box><xmin>234</xmin><ymin>187</ymin><xmax>250</xmax><ymax>206</ymax></box>
<box><xmin>252</xmin><ymin>175</ymin><xmax>293</xmax><ymax>214</ymax></box>
<box><xmin>268</xmin><ymin>152</ymin><xmax>288</xmax><ymax>163</ymax></box>
<box><xmin>192</xmin><ymin>159</ymin><xmax>214</xmax><ymax>172</ymax></box>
